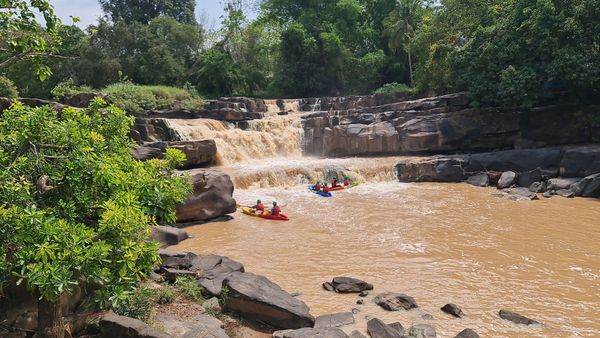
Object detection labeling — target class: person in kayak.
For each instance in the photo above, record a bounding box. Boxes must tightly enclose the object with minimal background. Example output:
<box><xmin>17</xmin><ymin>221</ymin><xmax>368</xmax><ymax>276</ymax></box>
<box><xmin>343</xmin><ymin>176</ymin><xmax>351</xmax><ymax>186</ymax></box>
<box><xmin>253</xmin><ymin>199</ymin><xmax>264</xmax><ymax>212</ymax></box>
<box><xmin>322</xmin><ymin>184</ymin><xmax>330</xmax><ymax>193</ymax></box>
<box><xmin>270</xmin><ymin>201</ymin><xmax>282</xmax><ymax>216</ymax></box>
<box><xmin>331</xmin><ymin>176</ymin><xmax>339</xmax><ymax>187</ymax></box>
<box><xmin>314</xmin><ymin>182</ymin><xmax>322</xmax><ymax>191</ymax></box>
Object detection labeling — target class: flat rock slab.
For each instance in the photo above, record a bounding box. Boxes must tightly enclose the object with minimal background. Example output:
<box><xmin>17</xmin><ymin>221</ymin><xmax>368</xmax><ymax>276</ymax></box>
<box><xmin>314</xmin><ymin>312</ymin><xmax>355</xmax><ymax>328</ymax></box>
<box><xmin>498</xmin><ymin>310</ymin><xmax>540</xmax><ymax>326</ymax></box>
<box><xmin>194</xmin><ymin>255</ymin><xmax>245</xmax><ymax>297</ymax></box>
<box><xmin>349</xmin><ymin>331</ymin><xmax>367</xmax><ymax>338</ymax></box>
<box><xmin>100</xmin><ymin>311</ymin><xmax>168</xmax><ymax>338</ymax></box>
<box><xmin>467</xmin><ymin>174</ymin><xmax>489</xmax><ymax>187</ymax></box>
<box><xmin>373</xmin><ymin>293</ymin><xmax>418</xmax><ymax>311</ymax></box>
<box><xmin>155</xmin><ymin>314</ymin><xmax>229</xmax><ymax>338</ymax></box>
<box><xmin>502</xmin><ymin>188</ymin><xmax>539</xmax><ymax>201</ymax></box>
<box><xmin>454</xmin><ymin>329</ymin><xmax>479</xmax><ymax>338</ymax></box>
<box><xmin>151</xmin><ymin>226</ymin><xmax>189</xmax><ymax>247</ymax></box>
<box><xmin>273</xmin><ymin>328</ymin><xmax>348</xmax><ymax>338</ymax></box>
<box><xmin>328</xmin><ymin>277</ymin><xmax>373</xmax><ymax>293</ymax></box>
<box><xmin>366</xmin><ymin>318</ymin><xmax>403</xmax><ymax>338</ymax></box>
<box><xmin>223</xmin><ymin>272</ymin><xmax>315</xmax><ymax>329</ymax></box>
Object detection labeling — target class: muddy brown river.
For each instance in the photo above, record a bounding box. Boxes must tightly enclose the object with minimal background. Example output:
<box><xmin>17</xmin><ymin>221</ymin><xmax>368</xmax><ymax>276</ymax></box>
<box><xmin>175</xmin><ymin>180</ymin><xmax>600</xmax><ymax>337</ymax></box>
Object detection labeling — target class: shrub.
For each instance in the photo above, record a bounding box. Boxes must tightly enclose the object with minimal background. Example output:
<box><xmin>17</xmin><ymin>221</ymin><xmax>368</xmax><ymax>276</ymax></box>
<box><xmin>0</xmin><ymin>76</ymin><xmax>19</xmax><ymax>98</ymax></box>
<box><xmin>50</xmin><ymin>79</ymin><xmax>93</xmax><ymax>99</ymax></box>
<box><xmin>114</xmin><ymin>286</ymin><xmax>156</xmax><ymax>322</ymax></box>
<box><xmin>0</xmin><ymin>98</ymin><xmax>192</xmax><ymax>334</ymax></box>
<box><xmin>373</xmin><ymin>82</ymin><xmax>413</xmax><ymax>95</ymax></box>
<box><xmin>102</xmin><ymin>82</ymin><xmax>205</xmax><ymax>113</ymax></box>
<box><xmin>155</xmin><ymin>285</ymin><xmax>177</xmax><ymax>305</ymax></box>
<box><xmin>175</xmin><ymin>276</ymin><xmax>203</xmax><ymax>301</ymax></box>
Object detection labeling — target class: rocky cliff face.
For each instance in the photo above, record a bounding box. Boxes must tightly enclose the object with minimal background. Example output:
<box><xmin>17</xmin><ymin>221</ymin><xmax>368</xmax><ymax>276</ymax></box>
<box><xmin>301</xmin><ymin>93</ymin><xmax>599</xmax><ymax>157</ymax></box>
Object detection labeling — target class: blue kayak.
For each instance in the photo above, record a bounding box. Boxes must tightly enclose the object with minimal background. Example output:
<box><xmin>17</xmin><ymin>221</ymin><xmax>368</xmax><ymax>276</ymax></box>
<box><xmin>309</xmin><ymin>185</ymin><xmax>333</xmax><ymax>197</ymax></box>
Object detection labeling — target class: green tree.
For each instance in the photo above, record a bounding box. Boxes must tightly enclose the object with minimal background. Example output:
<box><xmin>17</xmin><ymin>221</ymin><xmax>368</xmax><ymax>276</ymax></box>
<box><xmin>99</xmin><ymin>0</ymin><xmax>196</xmax><ymax>24</ymax></box>
<box><xmin>0</xmin><ymin>99</ymin><xmax>191</xmax><ymax>337</ymax></box>
<box><xmin>0</xmin><ymin>0</ymin><xmax>62</xmax><ymax>80</ymax></box>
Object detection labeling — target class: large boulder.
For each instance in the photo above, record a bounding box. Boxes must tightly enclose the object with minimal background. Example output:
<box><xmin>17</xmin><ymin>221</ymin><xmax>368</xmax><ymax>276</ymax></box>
<box><xmin>465</xmin><ymin>148</ymin><xmax>562</xmax><ymax>173</ymax></box>
<box><xmin>100</xmin><ymin>311</ymin><xmax>169</xmax><ymax>338</ymax></box>
<box><xmin>373</xmin><ymin>293</ymin><xmax>418</xmax><ymax>311</ymax></box>
<box><xmin>547</xmin><ymin>177</ymin><xmax>581</xmax><ymax>191</ymax></box>
<box><xmin>396</xmin><ymin>157</ymin><xmax>466</xmax><ymax>182</ymax></box>
<box><xmin>151</xmin><ymin>226</ymin><xmax>189</xmax><ymax>247</ymax></box>
<box><xmin>176</xmin><ymin>169</ymin><xmax>237</xmax><ymax>223</ymax></box>
<box><xmin>366</xmin><ymin>318</ymin><xmax>403</xmax><ymax>338</ymax></box>
<box><xmin>570</xmin><ymin>173</ymin><xmax>600</xmax><ymax>197</ymax></box>
<box><xmin>466</xmin><ymin>174</ymin><xmax>489</xmax><ymax>187</ymax></box>
<box><xmin>133</xmin><ymin>140</ymin><xmax>217</xmax><ymax>169</ymax></box>
<box><xmin>516</xmin><ymin>168</ymin><xmax>543</xmax><ymax>188</ymax></box>
<box><xmin>154</xmin><ymin>314</ymin><xmax>230</xmax><ymax>338</ymax></box>
<box><xmin>454</xmin><ymin>329</ymin><xmax>479</xmax><ymax>338</ymax></box>
<box><xmin>197</xmin><ymin>256</ymin><xmax>245</xmax><ymax>297</ymax></box>
<box><xmin>440</xmin><ymin>303</ymin><xmax>464</xmax><ymax>318</ymax></box>
<box><xmin>222</xmin><ymin>272</ymin><xmax>315</xmax><ymax>329</ymax></box>
<box><xmin>497</xmin><ymin>171</ymin><xmax>517</xmax><ymax>189</ymax></box>
<box><xmin>559</xmin><ymin>145</ymin><xmax>600</xmax><ymax>177</ymax></box>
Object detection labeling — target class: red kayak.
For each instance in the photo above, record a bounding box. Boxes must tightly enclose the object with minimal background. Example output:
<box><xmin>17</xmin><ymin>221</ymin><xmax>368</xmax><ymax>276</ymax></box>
<box><xmin>258</xmin><ymin>213</ymin><xmax>290</xmax><ymax>221</ymax></box>
<box><xmin>328</xmin><ymin>186</ymin><xmax>345</xmax><ymax>191</ymax></box>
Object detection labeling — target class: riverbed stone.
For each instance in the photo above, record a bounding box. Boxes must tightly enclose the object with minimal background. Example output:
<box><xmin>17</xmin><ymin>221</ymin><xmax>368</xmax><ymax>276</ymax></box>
<box><xmin>503</xmin><ymin>188</ymin><xmax>539</xmax><ymax>201</ymax></box>
<box><xmin>529</xmin><ymin>181</ymin><xmax>547</xmax><ymax>193</ymax></box>
<box><xmin>359</xmin><ymin>291</ymin><xmax>369</xmax><ymax>297</ymax></box>
<box><xmin>497</xmin><ymin>171</ymin><xmax>517</xmax><ymax>189</ymax></box>
<box><xmin>498</xmin><ymin>310</ymin><xmax>540</xmax><ymax>326</ymax></box>
<box><xmin>547</xmin><ymin>177</ymin><xmax>581</xmax><ymax>191</ymax></box>
<box><xmin>273</xmin><ymin>328</ymin><xmax>348</xmax><ymax>338</ymax></box>
<box><xmin>570</xmin><ymin>173</ymin><xmax>600</xmax><ymax>197</ymax></box>
<box><xmin>158</xmin><ymin>249</ymin><xmax>195</xmax><ymax>269</ymax></box>
<box><xmin>197</xmin><ymin>257</ymin><xmax>245</xmax><ymax>297</ymax></box>
<box><xmin>559</xmin><ymin>145</ymin><xmax>600</xmax><ymax>177</ymax></box>
<box><xmin>329</xmin><ymin>277</ymin><xmax>374</xmax><ymax>293</ymax></box>
<box><xmin>367</xmin><ymin>318</ymin><xmax>403</xmax><ymax>338</ymax></box>
<box><xmin>151</xmin><ymin>226</ymin><xmax>189</xmax><ymax>247</ymax></box>
<box><xmin>467</xmin><ymin>174</ymin><xmax>490</xmax><ymax>187</ymax></box>
<box><xmin>407</xmin><ymin>324</ymin><xmax>436</xmax><ymax>338</ymax></box>
<box><xmin>555</xmin><ymin>189</ymin><xmax>575</xmax><ymax>198</ymax></box>
<box><xmin>222</xmin><ymin>272</ymin><xmax>315</xmax><ymax>329</ymax></box>
<box><xmin>350</xmin><ymin>331</ymin><xmax>368</xmax><ymax>338</ymax></box>
<box><xmin>155</xmin><ymin>314</ymin><xmax>230</xmax><ymax>338</ymax></box>
<box><xmin>440</xmin><ymin>304</ymin><xmax>464</xmax><ymax>318</ymax></box>
<box><xmin>373</xmin><ymin>293</ymin><xmax>418</xmax><ymax>311</ymax></box>
<box><xmin>314</xmin><ymin>312</ymin><xmax>355</xmax><ymax>328</ymax></box>
<box><xmin>100</xmin><ymin>311</ymin><xmax>169</xmax><ymax>338</ymax></box>
<box><xmin>454</xmin><ymin>329</ymin><xmax>479</xmax><ymax>338</ymax></box>
<box><xmin>517</xmin><ymin>168</ymin><xmax>543</xmax><ymax>188</ymax></box>
<box><xmin>388</xmin><ymin>322</ymin><xmax>404</xmax><ymax>334</ymax></box>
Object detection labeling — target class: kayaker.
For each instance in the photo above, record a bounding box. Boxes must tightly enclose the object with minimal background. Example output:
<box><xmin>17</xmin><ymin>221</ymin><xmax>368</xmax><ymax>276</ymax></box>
<box><xmin>315</xmin><ymin>182</ymin><xmax>322</xmax><ymax>191</ymax></box>
<box><xmin>331</xmin><ymin>176</ymin><xmax>339</xmax><ymax>187</ymax></box>
<box><xmin>270</xmin><ymin>201</ymin><xmax>282</xmax><ymax>216</ymax></box>
<box><xmin>253</xmin><ymin>199</ymin><xmax>264</xmax><ymax>212</ymax></box>
<box><xmin>343</xmin><ymin>176</ymin><xmax>351</xmax><ymax>186</ymax></box>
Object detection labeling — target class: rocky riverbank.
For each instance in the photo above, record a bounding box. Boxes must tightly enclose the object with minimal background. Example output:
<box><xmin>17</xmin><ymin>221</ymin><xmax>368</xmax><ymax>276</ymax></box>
<box><xmin>395</xmin><ymin>145</ymin><xmax>600</xmax><ymax>200</ymax></box>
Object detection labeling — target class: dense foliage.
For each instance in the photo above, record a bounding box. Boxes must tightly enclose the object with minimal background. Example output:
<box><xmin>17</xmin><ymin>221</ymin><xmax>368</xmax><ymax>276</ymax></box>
<box><xmin>1</xmin><ymin>0</ymin><xmax>598</xmax><ymax>106</ymax></box>
<box><xmin>0</xmin><ymin>99</ymin><xmax>191</xmax><ymax>307</ymax></box>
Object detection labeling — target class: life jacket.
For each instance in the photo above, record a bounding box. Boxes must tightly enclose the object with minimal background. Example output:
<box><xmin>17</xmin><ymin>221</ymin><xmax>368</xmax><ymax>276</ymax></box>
<box><xmin>254</xmin><ymin>203</ymin><xmax>264</xmax><ymax>211</ymax></box>
<box><xmin>271</xmin><ymin>205</ymin><xmax>281</xmax><ymax>216</ymax></box>
<box><xmin>343</xmin><ymin>179</ymin><xmax>350</xmax><ymax>186</ymax></box>
<box><xmin>332</xmin><ymin>180</ymin><xmax>338</xmax><ymax>187</ymax></box>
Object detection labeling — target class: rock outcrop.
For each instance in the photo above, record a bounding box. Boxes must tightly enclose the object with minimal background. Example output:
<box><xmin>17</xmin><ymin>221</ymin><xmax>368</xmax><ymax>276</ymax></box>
<box><xmin>498</xmin><ymin>310</ymin><xmax>540</xmax><ymax>326</ymax></box>
<box><xmin>373</xmin><ymin>293</ymin><xmax>418</xmax><ymax>311</ymax></box>
<box><xmin>222</xmin><ymin>272</ymin><xmax>315</xmax><ymax>329</ymax></box>
<box><xmin>440</xmin><ymin>303</ymin><xmax>464</xmax><ymax>318</ymax></box>
<box><xmin>100</xmin><ymin>311</ymin><xmax>169</xmax><ymax>338</ymax></box>
<box><xmin>366</xmin><ymin>318</ymin><xmax>404</xmax><ymax>338</ymax></box>
<box><xmin>314</xmin><ymin>312</ymin><xmax>355</xmax><ymax>328</ymax></box>
<box><xmin>133</xmin><ymin>140</ymin><xmax>217</xmax><ymax>169</ymax></box>
<box><xmin>176</xmin><ymin>169</ymin><xmax>237</xmax><ymax>223</ymax></box>
<box><xmin>323</xmin><ymin>277</ymin><xmax>374</xmax><ymax>293</ymax></box>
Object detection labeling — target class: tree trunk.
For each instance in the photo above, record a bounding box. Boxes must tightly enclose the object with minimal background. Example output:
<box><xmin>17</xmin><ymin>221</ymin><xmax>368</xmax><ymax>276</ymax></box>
<box><xmin>38</xmin><ymin>296</ymin><xmax>65</xmax><ymax>338</ymax></box>
<box><xmin>408</xmin><ymin>51</ymin><xmax>414</xmax><ymax>87</ymax></box>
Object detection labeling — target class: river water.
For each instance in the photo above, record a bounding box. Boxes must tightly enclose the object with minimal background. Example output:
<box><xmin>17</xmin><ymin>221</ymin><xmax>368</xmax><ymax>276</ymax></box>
<box><xmin>166</xmin><ymin>113</ymin><xmax>600</xmax><ymax>337</ymax></box>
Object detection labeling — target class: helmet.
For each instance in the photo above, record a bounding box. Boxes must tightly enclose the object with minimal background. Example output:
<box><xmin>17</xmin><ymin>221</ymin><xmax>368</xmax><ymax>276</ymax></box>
<box><xmin>273</xmin><ymin>201</ymin><xmax>277</xmax><ymax>205</ymax></box>
<box><xmin>257</xmin><ymin>199</ymin><xmax>261</xmax><ymax>203</ymax></box>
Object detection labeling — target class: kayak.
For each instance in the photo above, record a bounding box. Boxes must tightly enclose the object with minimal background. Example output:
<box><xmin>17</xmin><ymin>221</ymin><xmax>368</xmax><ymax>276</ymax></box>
<box><xmin>258</xmin><ymin>213</ymin><xmax>289</xmax><ymax>221</ymax></box>
<box><xmin>242</xmin><ymin>207</ymin><xmax>289</xmax><ymax>221</ymax></box>
<box><xmin>309</xmin><ymin>185</ymin><xmax>333</xmax><ymax>197</ymax></box>
<box><xmin>330</xmin><ymin>182</ymin><xmax>360</xmax><ymax>191</ymax></box>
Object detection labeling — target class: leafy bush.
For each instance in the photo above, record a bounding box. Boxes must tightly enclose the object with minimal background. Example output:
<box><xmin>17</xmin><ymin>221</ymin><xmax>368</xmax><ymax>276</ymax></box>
<box><xmin>0</xmin><ymin>98</ymin><xmax>192</xmax><ymax>333</ymax></box>
<box><xmin>50</xmin><ymin>79</ymin><xmax>93</xmax><ymax>99</ymax></box>
<box><xmin>114</xmin><ymin>286</ymin><xmax>156</xmax><ymax>321</ymax></box>
<box><xmin>373</xmin><ymin>82</ymin><xmax>413</xmax><ymax>95</ymax></box>
<box><xmin>103</xmin><ymin>82</ymin><xmax>205</xmax><ymax>113</ymax></box>
<box><xmin>0</xmin><ymin>76</ymin><xmax>19</xmax><ymax>98</ymax></box>
<box><xmin>175</xmin><ymin>276</ymin><xmax>203</xmax><ymax>301</ymax></box>
<box><xmin>155</xmin><ymin>285</ymin><xmax>177</xmax><ymax>305</ymax></box>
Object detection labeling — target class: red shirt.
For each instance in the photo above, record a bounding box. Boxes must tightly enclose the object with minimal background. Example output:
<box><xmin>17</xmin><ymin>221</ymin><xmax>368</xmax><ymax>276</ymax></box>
<box><xmin>254</xmin><ymin>203</ymin><xmax>264</xmax><ymax>211</ymax></box>
<box><xmin>271</xmin><ymin>205</ymin><xmax>281</xmax><ymax>216</ymax></box>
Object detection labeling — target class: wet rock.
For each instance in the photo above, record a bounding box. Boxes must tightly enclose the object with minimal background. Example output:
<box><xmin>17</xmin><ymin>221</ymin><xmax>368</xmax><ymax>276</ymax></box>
<box><xmin>367</xmin><ymin>318</ymin><xmax>403</xmax><ymax>338</ymax></box>
<box><xmin>155</xmin><ymin>314</ymin><xmax>230</xmax><ymax>338</ymax></box>
<box><xmin>498</xmin><ymin>310</ymin><xmax>540</xmax><ymax>326</ymax></box>
<box><xmin>503</xmin><ymin>188</ymin><xmax>539</xmax><ymax>201</ymax></box>
<box><xmin>454</xmin><ymin>329</ymin><xmax>479</xmax><ymax>338</ymax></box>
<box><xmin>407</xmin><ymin>324</ymin><xmax>436</xmax><ymax>338</ymax></box>
<box><xmin>529</xmin><ymin>181</ymin><xmax>547</xmax><ymax>193</ymax></box>
<box><xmin>357</xmin><ymin>299</ymin><xmax>364</xmax><ymax>305</ymax></box>
<box><xmin>314</xmin><ymin>312</ymin><xmax>355</xmax><ymax>328</ymax></box>
<box><xmin>290</xmin><ymin>292</ymin><xmax>302</xmax><ymax>298</ymax></box>
<box><xmin>396</xmin><ymin>157</ymin><xmax>466</xmax><ymax>183</ymax></box>
<box><xmin>570</xmin><ymin>173</ymin><xmax>600</xmax><ymax>197</ymax></box>
<box><xmin>440</xmin><ymin>303</ymin><xmax>464</xmax><ymax>318</ymax></box>
<box><xmin>273</xmin><ymin>328</ymin><xmax>348</xmax><ymax>338</ymax></box>
<box><xmin>196</xmin><ymin>256</ymin><xmax>245</xmax><ymax>297</ymax></box>
<box><xmin>100</xmin><ymin>311</ymin><xmax>168</xmax><ymax>338</ymax></box>
<box><xmin>466</xmin><ymin>174</ymin><xmax>490</xmax><ymax>187</ymax></box>
<box><xmin>543</xmin><ymin>191</ymin><xmax>554</xmax><ymax>198</ymax></box>
<box><xmin>516</xmin><ymin>168</ymin><xmax>543</xmax><ymax>188</ymax></box>
<box><xmin>497</xmin><ymin>171</ymin><xmax>517</xmax><ymax>189</ymax></box>
<box><xmin>323</xmin><ymin>282</ymin><xmax>336</xmax><ymax>292</ymax></box>
<box><xmin>555</xmin><ymin>189</ymin><xmax>575</xmax><ymax>198</ymax></box>
<box><xmin>350</xmin><ymin>331</ymin><xmax>368</xmax><ymax>338</ymax></box>
<box><xmin>223</xmin><ymin>272</ymin><xmax>315</xmax><ymax>329</ymax></box>
<box><xmin>547</xmin><ymin>177</ymin><xmax>581</xmax><ymax>191</ymax></box>
<box><xmin>373</xmin><ymin>293</ymin><xmax>418</xmax><ymax>311</ymax></box>
<box><xmin>421</xmin><ymin>314</ymin><xmax>434</xmax><ymax>320</ymax></box>
<box><xmin>352</xmin><ymin>308</ymin><xmax>361</xmax><ymax>314</ymax></box>
<box><xmin>328</xmin><ymin>277</ymin><xmax>373</xmax><ymax>293</ymax></box>
<box><xmin>359</xmin><ymin>291</ymin><xmax>369</xmax><ymax>297</ymax></box>
<box><xmin>176</xmin><ymin>169</ymin><xmax>237</xmax><ymax>223</ymax></box>
<box><xmin>151</xmin><ymin>226</ymin><xmax>189</xmax><ymax>247</ymax></box>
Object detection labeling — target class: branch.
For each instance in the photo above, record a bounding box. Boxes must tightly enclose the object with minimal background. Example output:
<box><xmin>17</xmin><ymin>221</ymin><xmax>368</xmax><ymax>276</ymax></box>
<box><xmin>0</xmin><ymin>51</ymin><xmax>78</xmax><ymax>69</ymax></box>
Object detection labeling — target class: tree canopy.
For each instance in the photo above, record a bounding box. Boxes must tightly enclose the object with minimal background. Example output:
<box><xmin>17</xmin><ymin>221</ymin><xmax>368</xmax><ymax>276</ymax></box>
<box><xmin>99</xmin><ymin>0</ymin><xmax>197</xmax><ymax>24</ymax></box>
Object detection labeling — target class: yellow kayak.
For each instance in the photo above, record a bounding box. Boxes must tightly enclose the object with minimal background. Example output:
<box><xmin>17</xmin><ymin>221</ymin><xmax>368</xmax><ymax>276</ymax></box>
<box><xmin>242</xmin><ymin>207</ymin><xmax>259</xmax><ymax>216</ymax></box>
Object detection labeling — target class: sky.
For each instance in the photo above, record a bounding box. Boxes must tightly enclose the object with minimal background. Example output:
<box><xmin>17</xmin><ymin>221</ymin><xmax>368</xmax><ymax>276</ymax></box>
<box><xmin>49</xmin><ymin>0</ymin><xmax>240</xmax><ymax>29</ymax></box>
